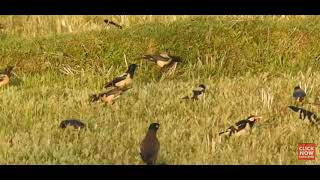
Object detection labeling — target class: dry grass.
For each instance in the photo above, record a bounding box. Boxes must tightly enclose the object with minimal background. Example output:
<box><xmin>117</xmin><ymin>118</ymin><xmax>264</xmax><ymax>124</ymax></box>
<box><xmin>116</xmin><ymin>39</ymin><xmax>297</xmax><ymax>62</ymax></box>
<box><xmin>0</xmin><ymin>15</ymin><xmax>313</xmax><ymax>37</ymax></box>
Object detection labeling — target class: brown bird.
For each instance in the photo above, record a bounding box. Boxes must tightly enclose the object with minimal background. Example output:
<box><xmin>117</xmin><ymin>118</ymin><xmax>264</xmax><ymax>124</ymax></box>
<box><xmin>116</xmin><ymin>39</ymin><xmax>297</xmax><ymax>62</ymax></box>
<box><xmin>139</xmin><ymin>53</ymin><xmax>182</xmax><ymax>69</ymax></box>
<box><xmin>0</xmin><ymin>66</ymin><xmax>14</xmax><ymax>87</ymax></box>
<box><xmin>182</xmin><ymin>84</ymin><xmax>206</xmax><ymax>100</ymax></box>
<box><xmin>90</xmin><ymin>87</ymin><xmax>130</xmax><ymax>105</ymax></box>
<box><xmin>104</xmin><ymin>19</ymin><xmax>123</xmax><ymax>29</ymax></box>
<box><xmin>104</xmin><ymin>64</ymin><xmax>138</xmax><ymax>90</ymax></box>
<box><xmin>140</xmin><ymin>123</ymin><xmax>160</xmax><ymax>165</ymax></box>
<box><xmin>219</xmin><ymin>115</ymin><xmax>263</xmax><ymax>137</ymax></box>
<box><xmin>60</xmin><ymin>119</ymin><xmax>86</xmax><ymax>130</ymax></box>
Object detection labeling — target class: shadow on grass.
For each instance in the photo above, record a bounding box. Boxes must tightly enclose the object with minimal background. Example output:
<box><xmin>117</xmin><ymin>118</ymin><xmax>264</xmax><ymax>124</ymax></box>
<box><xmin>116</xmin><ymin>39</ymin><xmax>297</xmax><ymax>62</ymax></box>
<box><xmin>10</xmin><ymin>77</ymin><xmax>24</xmax><ymax>87</ymax></box>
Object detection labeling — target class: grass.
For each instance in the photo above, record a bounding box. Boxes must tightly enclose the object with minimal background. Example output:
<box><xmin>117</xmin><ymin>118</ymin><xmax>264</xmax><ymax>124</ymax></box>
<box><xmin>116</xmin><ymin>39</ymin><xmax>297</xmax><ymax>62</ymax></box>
<box><xmin>0</xmin><ymin>15</ymin><xmax>192</xmax><ymax>38</ymax></box>
<box><xmin>0</xmin><ymin>15</ymin><xmax>320</xmax><ymax>164</ymax></box>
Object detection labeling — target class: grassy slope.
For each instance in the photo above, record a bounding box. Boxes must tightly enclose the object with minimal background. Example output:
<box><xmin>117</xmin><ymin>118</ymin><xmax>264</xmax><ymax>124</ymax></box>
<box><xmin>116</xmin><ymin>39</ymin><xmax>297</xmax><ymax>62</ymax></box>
<box><xmin>0</xmin><ymin>16</ymin><xmax>320</xmax><ymax>164</ymax></box>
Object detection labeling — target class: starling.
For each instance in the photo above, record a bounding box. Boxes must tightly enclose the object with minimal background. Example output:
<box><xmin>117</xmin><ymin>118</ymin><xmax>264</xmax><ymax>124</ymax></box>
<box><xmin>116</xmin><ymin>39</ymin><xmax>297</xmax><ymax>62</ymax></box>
<box><xmin>0</xmin><ymin>66</ymin><xmax>14</xmax><ymax>87</ymax></box>
<box><xmin>288</xmin><ymin>106</ymin><xmax>320</xmax><ymax>125</ymax></box>
<box><xmin>140</xmin><ymin>123</ymin><xmax>160</xmax><ymax>165</ymax></box>
<box><xmin>90</xmin><ymin>87</ymin><xmax>130</xmax><ymax>105</ymax></box>
<box><xmin>60</xmin><ymin>119</ymin><xmax>86</xmax><ymax>130</ymax></box>
<box><xmin>293</xmin><ymin>86</ymin><xmax>306</xmax><ymax>103</ymax></box>
<box><xmin>140</xmin><ymin>53</ymin><xmax>182</xmax><ymax>69</ymax></box>
<box><xmin>182</xmin><ymin>84</ymin><xmax>206</xmax><ymax>100</ymax></box>
<box><xmin>104</xmin><ymin>64</ymin><xmax>137</xmax><ymax>90</ymax></box>
<box><xmin>219</xmin><ymin>115</ymin><xmax>263</xmax><ymax>137</ymax></box>
<box><xmin>104</xmin><ymin>19</ymin><xmax>122</xmax><ymax>29</ymax></box>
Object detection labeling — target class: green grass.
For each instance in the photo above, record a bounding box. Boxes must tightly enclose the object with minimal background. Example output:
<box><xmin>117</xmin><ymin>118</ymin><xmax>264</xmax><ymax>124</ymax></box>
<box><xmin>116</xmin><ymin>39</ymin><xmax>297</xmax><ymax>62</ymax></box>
<box><xmin>0</xmin><ymin>15</ymin><xmax>320</xmax><ymax>164</ymax></box>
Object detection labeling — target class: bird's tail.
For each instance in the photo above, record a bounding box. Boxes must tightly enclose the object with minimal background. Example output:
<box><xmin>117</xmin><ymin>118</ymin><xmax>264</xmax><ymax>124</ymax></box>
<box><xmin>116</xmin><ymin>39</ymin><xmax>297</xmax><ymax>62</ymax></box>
<box><xmin>218</xmin><ymin>130</ymin><xmax>229</xmax><ymax>136</ymax></box>
<box><xmin>59</xmin><ymin>122</ymin><xmax>67</xmax><ymax>129</ymax></box>
<box><xmin>89</xmin><ymin>94</ymin><xmax>100</xmax><ymax>102</ymax></box>
<box><xmin>171</xmin><ymin>56</ymin><xmax>182</xmax><ymax>63</ymax></box>
<box><xmin>182</xmin><ymin>96</ymin><xmax>190</xmax><ymax>100</ymax></box>
<box><xmin>104</xmin><ymin>83</ymin><xmax>113</xmax><ymax>89</ymax></box>
<box><xmin>146</xmin><ymin>161</ymin><xmax>155</xmax><ymax>165</ymax></box>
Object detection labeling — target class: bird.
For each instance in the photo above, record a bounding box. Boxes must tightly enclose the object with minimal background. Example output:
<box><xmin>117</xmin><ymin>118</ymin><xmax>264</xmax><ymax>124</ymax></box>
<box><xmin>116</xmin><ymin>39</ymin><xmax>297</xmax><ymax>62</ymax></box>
<box><xmin>104</xmin><ymin>19</ymin><xmax>122</xmax><ymax>29</ymax></box>
<box><xmin>140</xmin><ymin>123</ymin><xmax>160</xmax><ymax>165</ymax></box>
<box><xmin>139</xmin><ymin>53</ymin><xmax>182</xmax><ymax>69</ymax></box>
<box><xmin>219</xmin><ymin>115</ymin><xmax>263</xmax><ymax>137</ymax></box>
<box><xmin>292</xmin><ymin>86</ymin><xmax>306</xmax><ymax>104</ymax></box>
<box><xmin>182</xmin><ymin>84</ymin><xmax>206</xmax><ymax>100</ymax></box>
<box><xmin>104</xmin><ymin>64</ymin><xmax>138</xmax><ymax>90</ymax></box>
<box><xmin>288</xmin><ymin>106</ymin><xmax>320</xmax><ymax>125</ymax></box>
<box><xmin>59</xmin><ymin>119</ymin><xmax>86</xmax><ymax>130</ymax></box>
<box><xmin>0</xmin><ymin>66</ymin><xmax>14</xmax><ymax>87</ymax></box>
<box><xmin>90</xmin><ymin>87</ymin><xmax>130</xmax><ymax>105</ymax></box>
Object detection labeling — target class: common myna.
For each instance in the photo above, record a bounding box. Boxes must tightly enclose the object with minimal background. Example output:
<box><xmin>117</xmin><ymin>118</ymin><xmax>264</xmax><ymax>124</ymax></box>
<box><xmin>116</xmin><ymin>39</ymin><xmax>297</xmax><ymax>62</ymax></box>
<box><xmin>293</xmin><ymin>86</ymin><xmax>306</xmax><ymax>104</ymax></box>
<box><xmin>182</xmin><ymin>84</ymin><xmax>206</xmax><ymax>100</ymax></box>
<box><xmin>0</xmin><ymin>66</ymin><xmax>14</xmax><ymax>87</ymax></box>
<box><xmin>60</xmin><ymin>119</ymin><xmax>86</xmax><ymax>130</ymax></box>
<box><xmin>140</xmin><ymin>123</ymin><xmax>160</xmax><ymax>165</ymax></box>
<box><xmin>90</xmin><ymin>87</ymin><xmax>130</xmax><ymax>105</ymax></box>
<box><xmin>219</xmin><ymin>115</ymin><xmax>263</xmax><ymax>137</ymax></box>
<box><xmin>104</xmin><ymin>19</ymin><xmax>122</xmax><ymax>29</ymax></box>
<box><xmin>288</xmin><ymin>106</ymin><xmax>320</xmax><ymax>125</ymax></box>
<box><xmin>140</xmin><ymin>53</ymin><xmax>182</xmax><ymax>69</ymax></box>
<box><xmin>104</xmin><ymin>64</ymin><xmax>137</xmax><ymax>90</ymax></box>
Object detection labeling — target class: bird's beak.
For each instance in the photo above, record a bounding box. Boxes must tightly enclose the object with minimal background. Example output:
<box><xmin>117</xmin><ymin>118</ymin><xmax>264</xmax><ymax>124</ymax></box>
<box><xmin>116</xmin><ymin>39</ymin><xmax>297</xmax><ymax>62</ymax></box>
<box><xmin>256</xmin><ymin>116</ymin><xmax>263</xmax><ymax>121</ymax></box>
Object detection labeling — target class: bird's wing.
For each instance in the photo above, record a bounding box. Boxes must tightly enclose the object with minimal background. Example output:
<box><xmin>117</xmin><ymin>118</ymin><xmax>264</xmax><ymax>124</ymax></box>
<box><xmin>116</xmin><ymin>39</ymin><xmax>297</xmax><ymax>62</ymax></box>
<box><xmin>192</xmin><ymin>89</ymin><xmax>203</xmax><ymax>97</ymax></box>
<box><xmin>144</xmin><ymin>54</ymin><xmax>171</xmax><ymax>62</ymax></box>
<box><xmin>104</xmin><ymin>73</ymin><xmax>128</xmax><ymax>88</ymax></box>
<box><xmin>70</xmin><ymin>119</ymin><xmax>85</xmax><ymax>127</ymax></box>
<box><xmin>234</xmin><ymin>120</ymin><xmax>249</xmax><ymax>130</ymax></box>
<box><xmin>140</xmin><ymin>137</ymin><xmax>159</xmax><ymax>163</ymax></box>
<box><xmin>101</xmin><ymin>88</ymin><xmax>123</xmax><ymax>97</ymax></box>
<box><xmin>301</xmin><ymin>109</ymin><xmax>317</xmax><ymax>122</ymax></box>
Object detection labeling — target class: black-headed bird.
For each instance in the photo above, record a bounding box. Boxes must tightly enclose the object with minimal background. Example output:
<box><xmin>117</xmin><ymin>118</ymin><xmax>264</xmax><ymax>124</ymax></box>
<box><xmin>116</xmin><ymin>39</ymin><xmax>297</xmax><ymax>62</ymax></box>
<box><xmin>0</xmin><ymin>66</ymin><xmax>14</xmax><ymax>87</ymax></box>
<box><xmin>293</xmin><ymin>86</ymin><xmax>306</xmax><ymax>104</ymax></box>
<box><xmin>288</xmin><ymin>106</ymin><xmax>320</xmax><ymax>125</ymax></box>
<box><xmin>104</xmin><ymin>64</ymin><xmax>137</xmax><ymax>90</ymax></box>
<box><xmin>90</xmin><ymin>87</ymin><xmax>130</xmax><ymax>105</ymax></box>
<box><xmin>140</xmin><ymin>123</ymin><xmax>160</xmax><ymax>165</ymax></box>
<box><xmin>182</xmin><ymin>84</ymin><xmax>206</xmax><ymax>100</ymax></box>
<box><xmin>60</xmin><ymin>119</ymin><xmax>86</xmax><ymax>130</ymax></box>
<box><xmin>140</xmin><ymin>53</ymin><xmax>182</xmax><ymax>69</ymax></box>
<box><xmin>219</xmin><ymin>115</ymin><xmax>263</xmax><ymax>137</ymax></box>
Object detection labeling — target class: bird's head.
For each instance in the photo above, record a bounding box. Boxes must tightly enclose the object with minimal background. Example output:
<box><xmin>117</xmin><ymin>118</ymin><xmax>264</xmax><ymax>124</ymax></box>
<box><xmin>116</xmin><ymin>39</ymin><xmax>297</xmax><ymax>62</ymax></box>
<box><xmin>148</xmin><ymin>123</ymin><xmax>160</xmax><ymax>131</ymax></box>
<box><xmin>294</xmin><ymin>86</ymin><xmax>301</xmax><ymax>90</ymax></box>
<box><xmin>199</xmin><ymin>84</ymin><xmax>206</xmax><ymax>92</ymax></box>
<box><xmin>247</xmin><ymin>115</ymin><xmax>263</xmax><ymax>122</ymax></box>
<box><xmin>127</xmin><ymin>64</ymin><xmax>138</xmax><ymax>77</ymax></box>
